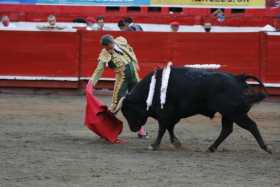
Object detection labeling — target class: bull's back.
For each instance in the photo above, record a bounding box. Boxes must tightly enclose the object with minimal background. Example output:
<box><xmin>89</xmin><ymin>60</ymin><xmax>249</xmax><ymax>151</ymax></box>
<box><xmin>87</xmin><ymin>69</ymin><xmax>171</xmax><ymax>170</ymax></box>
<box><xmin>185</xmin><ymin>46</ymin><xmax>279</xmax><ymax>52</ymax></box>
<box><xmin>168</xmin><ymin>68</ymin><xmax>238</xmax><ymax>98</ymax></box>
<box><xmin>167</xmin><ymin>68</ymin><xmax>248</xmax><ymax>117</ymax></box>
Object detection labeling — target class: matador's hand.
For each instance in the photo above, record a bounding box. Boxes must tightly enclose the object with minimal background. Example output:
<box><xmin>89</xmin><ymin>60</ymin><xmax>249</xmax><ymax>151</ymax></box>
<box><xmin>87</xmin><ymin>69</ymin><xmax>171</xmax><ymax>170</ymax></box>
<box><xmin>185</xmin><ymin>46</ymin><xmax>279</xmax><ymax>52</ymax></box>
<box><xmin>109</xmin><ymin>104</ymin><xmax>117</xmax><ymax>113</ymax></box>
<box><xmin>135</xmin><ymin>63</ymin><xmax>140</xmax><ymax>71</ymax></box>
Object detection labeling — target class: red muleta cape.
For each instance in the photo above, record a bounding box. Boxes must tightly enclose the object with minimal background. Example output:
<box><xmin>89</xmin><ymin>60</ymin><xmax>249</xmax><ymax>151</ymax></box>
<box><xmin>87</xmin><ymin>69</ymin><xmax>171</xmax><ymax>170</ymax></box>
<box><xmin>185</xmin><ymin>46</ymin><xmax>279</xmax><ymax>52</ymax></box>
<box><xmin>84</xmin><ymin>81</ymin><xmax>123</xmax><ymax>143</ymax></box>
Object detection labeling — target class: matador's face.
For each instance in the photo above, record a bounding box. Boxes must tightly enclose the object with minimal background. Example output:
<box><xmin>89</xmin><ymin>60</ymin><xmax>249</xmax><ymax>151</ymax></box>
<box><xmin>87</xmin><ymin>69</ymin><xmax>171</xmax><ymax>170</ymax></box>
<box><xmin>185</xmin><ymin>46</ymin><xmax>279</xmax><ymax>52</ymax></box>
<box><xmin>103</xmin><ymin>43</ymin><xmax>114</xmax><ymax>54</ymax></box>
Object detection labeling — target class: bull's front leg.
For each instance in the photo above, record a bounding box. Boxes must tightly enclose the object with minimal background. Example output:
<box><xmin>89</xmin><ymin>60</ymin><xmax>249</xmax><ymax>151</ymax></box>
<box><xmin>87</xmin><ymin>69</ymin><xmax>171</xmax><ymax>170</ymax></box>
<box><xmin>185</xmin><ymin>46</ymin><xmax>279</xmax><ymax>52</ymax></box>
<box><xmin>148</xmin><ymin>122</ymin><xmax>166</xmax><ymax>150</ymax></box>
<box><xmin>167</xmin><ymin>125</ymin><xmax>181</xmax><ymax>149</ymax></box>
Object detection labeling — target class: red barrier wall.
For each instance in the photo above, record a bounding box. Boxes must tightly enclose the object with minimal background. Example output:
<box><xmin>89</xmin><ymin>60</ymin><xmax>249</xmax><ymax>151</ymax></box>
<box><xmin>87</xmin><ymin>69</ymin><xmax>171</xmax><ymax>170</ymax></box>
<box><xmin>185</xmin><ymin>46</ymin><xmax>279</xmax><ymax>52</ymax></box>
<box><xmin>80</xmin><ymin>31</ymin><xmax>174</xmax><ymax>79</ymax></box>
<box><xmin>80</xmin><ymin>31</ymin><xmax>113</xmax><ymax>80</ymax></box>
<box><xmin>264</xmin><ymin>34</ymin><xmax>280</xmax><ymax>83</ymax></box>
<box><xmin>117</xmin><ymin>31</ymin><xmax>174</xmax><ymax>77</ymax></box>
<box><xmin>0</xmin><ymin>30</ymin><xmax>280</xmax><ymax>94</ymax></box>
<box><xmin>81</xmin><ymin>31</ymin><xmax>261</xmax><ymax>80</ymax></box>
<box><xmin>0</xmin><ymin>31</ymin><xmax>80</xmax><ymax>88</ymax></box>
<box><xmin>170</xmin><ymin>32</ymin><xmax>261</xmax><ymax>77</ymax></box>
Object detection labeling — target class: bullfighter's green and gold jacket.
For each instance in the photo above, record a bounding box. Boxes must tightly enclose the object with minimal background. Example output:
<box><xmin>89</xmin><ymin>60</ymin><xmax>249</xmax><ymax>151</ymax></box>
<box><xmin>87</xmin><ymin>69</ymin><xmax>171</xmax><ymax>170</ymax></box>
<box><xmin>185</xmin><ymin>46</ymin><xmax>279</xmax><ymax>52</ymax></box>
<box><xmin>91</xmin><ymin>36</ymin><xmax>140</xmax><ymax>109</ymax></box>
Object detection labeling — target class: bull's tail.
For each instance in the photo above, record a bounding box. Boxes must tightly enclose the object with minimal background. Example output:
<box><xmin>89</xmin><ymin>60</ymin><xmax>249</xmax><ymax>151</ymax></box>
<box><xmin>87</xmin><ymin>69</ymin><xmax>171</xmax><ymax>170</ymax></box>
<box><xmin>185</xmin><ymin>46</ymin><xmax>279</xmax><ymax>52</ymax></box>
<box><xmin>235</xmin><ymin>74</ymin><xmax>265</xmax><ymax>88</ymax></box>
<box><xmin>235</xmin><ymin>74</ymin><xmax>267</xmax><ymax>104</ymax></box>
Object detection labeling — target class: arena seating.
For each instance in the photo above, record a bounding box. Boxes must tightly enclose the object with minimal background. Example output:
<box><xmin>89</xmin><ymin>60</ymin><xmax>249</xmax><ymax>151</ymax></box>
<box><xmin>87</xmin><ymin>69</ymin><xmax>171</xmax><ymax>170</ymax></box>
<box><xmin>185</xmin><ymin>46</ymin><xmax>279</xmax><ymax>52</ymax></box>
<box><xmin>1</xmin><ymin>4</ymin><xmax>280</xmax><ymax>26</ymax></box>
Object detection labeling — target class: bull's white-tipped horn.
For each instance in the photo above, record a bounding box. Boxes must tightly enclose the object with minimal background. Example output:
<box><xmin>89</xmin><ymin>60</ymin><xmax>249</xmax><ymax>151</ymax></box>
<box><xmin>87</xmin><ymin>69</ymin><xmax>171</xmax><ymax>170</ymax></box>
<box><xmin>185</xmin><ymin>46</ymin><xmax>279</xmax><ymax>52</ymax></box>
<box><xmin>112</xmin><ymin>97</ymin><xmax>125</xmax><ymax>114</ymax></box>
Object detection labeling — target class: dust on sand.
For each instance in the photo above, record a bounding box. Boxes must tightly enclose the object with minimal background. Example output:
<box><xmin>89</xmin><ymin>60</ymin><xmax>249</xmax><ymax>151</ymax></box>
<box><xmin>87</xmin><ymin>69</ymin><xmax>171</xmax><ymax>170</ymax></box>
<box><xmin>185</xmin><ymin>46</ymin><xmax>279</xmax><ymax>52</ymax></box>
<box><xmin>0</xmin><ymin>91</ymin><xmax>279</xmax><ymax>187</ymax></box>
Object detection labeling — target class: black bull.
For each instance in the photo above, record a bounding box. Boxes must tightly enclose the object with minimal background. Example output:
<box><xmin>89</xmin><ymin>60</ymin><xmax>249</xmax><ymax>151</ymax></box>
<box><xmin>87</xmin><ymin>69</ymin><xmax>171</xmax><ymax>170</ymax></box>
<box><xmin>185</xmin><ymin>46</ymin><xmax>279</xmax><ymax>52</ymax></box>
<box><xmin>117</xmin><ymin>67</ymin><xmax>272</xmax><ymax>154</ymax></box>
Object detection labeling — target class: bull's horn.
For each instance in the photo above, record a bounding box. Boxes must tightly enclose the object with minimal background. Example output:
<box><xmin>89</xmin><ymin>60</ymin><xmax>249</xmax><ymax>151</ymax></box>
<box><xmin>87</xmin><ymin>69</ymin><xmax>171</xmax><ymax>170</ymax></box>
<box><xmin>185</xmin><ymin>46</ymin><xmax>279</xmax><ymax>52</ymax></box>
<box><xmin>112</xmin><ymin>97</ymin><xmax>125</xmax><ymax>114</ymax></box>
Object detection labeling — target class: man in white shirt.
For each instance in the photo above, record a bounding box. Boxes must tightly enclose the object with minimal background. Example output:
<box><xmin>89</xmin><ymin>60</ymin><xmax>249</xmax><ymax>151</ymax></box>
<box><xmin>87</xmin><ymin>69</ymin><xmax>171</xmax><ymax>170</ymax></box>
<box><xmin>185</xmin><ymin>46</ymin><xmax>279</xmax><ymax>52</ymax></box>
<box><xmin>123</xmin><ymin>17</ymin><xmax>143</xmax><ymax>31</ymax></box>
<box><xmin>36</xmin><ymin>15</ymin><xmax>66</xmax><ymax>30</ymax></box>
<box><xmin>87</xmin><ymin>16</ymin><xmax>111</xmax><ymax>31</ymax></box>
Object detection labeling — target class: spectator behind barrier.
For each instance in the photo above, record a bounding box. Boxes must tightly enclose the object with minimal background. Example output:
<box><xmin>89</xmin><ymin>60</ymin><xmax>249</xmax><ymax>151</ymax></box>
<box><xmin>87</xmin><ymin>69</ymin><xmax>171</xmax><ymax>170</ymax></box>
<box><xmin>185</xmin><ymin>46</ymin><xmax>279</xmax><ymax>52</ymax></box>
<box><xmin>261</xmin><ymin>24</ymin><xmax>276</xmax><ymax>32</ymax></box>
<box><xmin>1</xmin><ymin>15</ymin><xmax>16</xmax><ymax>28</ymax></box>
<box><xmin>93</xmin><ymin>16</ymin><xmax>111</xmax><ymax>31</ymax></box>
<box><xmin>213</xmin><ymin>9</ymin><xmax>225</xmax><ymax>23</ymax></box>
<box><xmin>203</xmin><ymin>23</ymin><xmax>212</xmax><ymax>32</ymax></box>
<box><xmin>72</xmin><ymin>17</ymin><xmax>87</xmax><ymax>30</ymax></box>
<box><xmin>72</xmin><ymin>18</ymin><xmax>87</xmax><ymax>24</ymax></box>
<box><xmin>123</xmin><ymin>17</ymin><xmax>143</xmax><ymax>31</ymax></box>
<box><xmin>96</xmin><ymin>16</ymin><xmax>104</xmax><ymax>30</ymax></box>
<box><xmin>118</xmin><ymin>20</ymin><xmax>125</xmax><ymax>31</ymax></box>
<box><xmin>118</xmin><ymin>19</ymin><xmax>132</xmax><ymax>31</ymax></box>
<box><xmin>267</xmin><ymin>0</ymin><xmax>280</xmax><ymax>7</ymax></box>
<box><xmin>86</xmin><ymin>17</ymin><xmax>96</xmax><ymax>30</ymax></box>
<box><xmin>170</xmin><ymin>21</ymin><xmax>180</xmax><ymax>32</ymax></box>
<box><xmin>37</xmin><ymin>15</ymin><xmax>66</xmax><ymax>30</ymax></box>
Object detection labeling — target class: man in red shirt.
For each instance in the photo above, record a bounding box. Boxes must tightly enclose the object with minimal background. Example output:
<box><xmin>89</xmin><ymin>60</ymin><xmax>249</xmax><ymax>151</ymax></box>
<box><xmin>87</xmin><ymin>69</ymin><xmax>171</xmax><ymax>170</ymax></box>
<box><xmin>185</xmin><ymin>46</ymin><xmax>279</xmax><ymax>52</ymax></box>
<box><xmin>170</xmin><ymin>21</ymin><xmax>180</xmax><ymax>32</ymax></box>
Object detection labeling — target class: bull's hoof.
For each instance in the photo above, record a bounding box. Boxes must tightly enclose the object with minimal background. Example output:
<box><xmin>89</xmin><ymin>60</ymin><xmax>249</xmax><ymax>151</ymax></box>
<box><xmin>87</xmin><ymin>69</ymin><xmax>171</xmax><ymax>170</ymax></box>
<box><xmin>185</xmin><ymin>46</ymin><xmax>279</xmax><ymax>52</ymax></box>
<box><xmin>148</xmin><ymin>144</ymin><xmax>159</xmax><ymax>151</ymax></box>
<box><xmin>172</xmin><ymin>139</ymin><xmax>182</xmax><ymax>149</ymax></box>
<box><xmin>264</xmin><ymin>145</ymin><xmax>273</xmax><ymax>154</ymax></box>
<box><xmin>207</xmin><ymin>147</ymin><xmax>217</xmax><ymax>153</ymax></box>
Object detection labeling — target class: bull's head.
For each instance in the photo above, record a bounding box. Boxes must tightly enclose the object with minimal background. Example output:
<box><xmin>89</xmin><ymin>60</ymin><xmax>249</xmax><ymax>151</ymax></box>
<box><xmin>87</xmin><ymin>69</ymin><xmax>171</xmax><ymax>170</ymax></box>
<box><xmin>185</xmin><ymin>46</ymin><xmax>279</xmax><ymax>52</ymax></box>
<box><xmin>114</xmin><ymin>97</ymin><xmax>148</xmax><ymax>132</ymax></box>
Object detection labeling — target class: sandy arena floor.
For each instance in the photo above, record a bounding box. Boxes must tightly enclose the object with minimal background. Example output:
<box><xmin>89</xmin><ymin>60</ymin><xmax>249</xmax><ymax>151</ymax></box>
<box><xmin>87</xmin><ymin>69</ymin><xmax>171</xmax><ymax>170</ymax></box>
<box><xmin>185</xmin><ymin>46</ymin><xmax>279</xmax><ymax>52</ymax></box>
<box><xmin>0</xmin><ymin>90</ymin><xmax>279</xmax><ymax>187</ymax></box>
